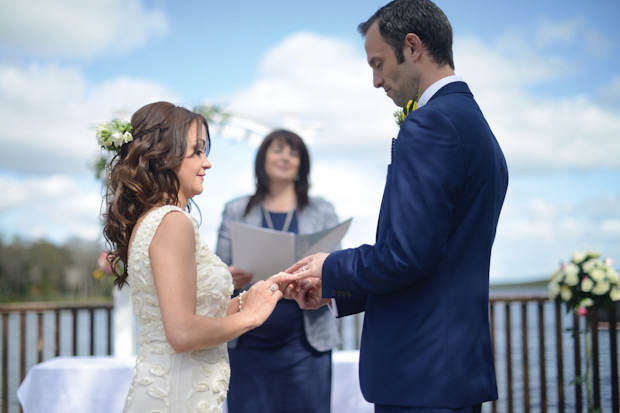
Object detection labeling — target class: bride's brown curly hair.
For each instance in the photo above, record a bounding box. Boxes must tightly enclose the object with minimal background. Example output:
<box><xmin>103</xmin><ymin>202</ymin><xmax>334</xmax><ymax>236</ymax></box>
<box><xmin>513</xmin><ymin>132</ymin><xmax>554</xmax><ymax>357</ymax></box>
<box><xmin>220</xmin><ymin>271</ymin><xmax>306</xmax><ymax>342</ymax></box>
<box><xmin>103</xmin><ymin>101</ymin><xmax>210</xmax><ymax>289</ymax></box>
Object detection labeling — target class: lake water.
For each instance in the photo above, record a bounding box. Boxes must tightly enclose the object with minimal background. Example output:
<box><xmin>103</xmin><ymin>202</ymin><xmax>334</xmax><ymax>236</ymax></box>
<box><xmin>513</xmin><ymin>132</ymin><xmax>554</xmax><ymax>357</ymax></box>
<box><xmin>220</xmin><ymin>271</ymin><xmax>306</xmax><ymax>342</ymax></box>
<box><xmin>2</xmin><ymin>301</ymin><xmax>619</xmax><ymax>412</ymax></box>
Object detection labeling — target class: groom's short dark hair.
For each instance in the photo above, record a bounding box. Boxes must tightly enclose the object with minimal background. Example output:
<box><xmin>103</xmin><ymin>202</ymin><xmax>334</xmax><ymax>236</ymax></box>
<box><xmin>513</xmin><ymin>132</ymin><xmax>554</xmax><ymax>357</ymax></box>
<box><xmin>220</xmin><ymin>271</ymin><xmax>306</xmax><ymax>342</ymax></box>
<box><xmin>358</xmin><ymin>0</ymin><xmax>454</xmax><ymax>70</ymax></box>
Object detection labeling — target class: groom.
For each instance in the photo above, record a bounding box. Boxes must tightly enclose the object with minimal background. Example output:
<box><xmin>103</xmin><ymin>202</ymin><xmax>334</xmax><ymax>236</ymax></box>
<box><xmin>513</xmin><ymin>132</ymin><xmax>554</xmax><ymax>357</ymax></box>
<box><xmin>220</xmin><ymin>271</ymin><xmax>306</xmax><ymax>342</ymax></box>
<box><xmin>282</xmin><ymin>0</ymin><xmax>508</xmax><ymax>411</ymax></box>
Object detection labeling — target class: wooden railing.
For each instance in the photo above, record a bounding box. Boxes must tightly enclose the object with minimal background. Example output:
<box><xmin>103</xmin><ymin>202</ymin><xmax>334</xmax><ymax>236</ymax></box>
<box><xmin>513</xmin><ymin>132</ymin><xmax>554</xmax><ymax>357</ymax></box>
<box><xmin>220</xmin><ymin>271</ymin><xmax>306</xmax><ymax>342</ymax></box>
<box><xmin>1</xmin><ymin>295</ymin><xmax>618</xmax><ymax>413</ymax></box>
<box><xmin>0</xmin><ymin>301</ymin><xmax>113</xmax><ymax>413</ymax></box>
<box><xmin>487</xmin><ymin>294</ymin><xmax>619</xmax><ymax>413</ymax></box>
<box><xmin>337</xmin><ymin>293</ymin><xmax>619</xmax><ymax>413</ymax></box>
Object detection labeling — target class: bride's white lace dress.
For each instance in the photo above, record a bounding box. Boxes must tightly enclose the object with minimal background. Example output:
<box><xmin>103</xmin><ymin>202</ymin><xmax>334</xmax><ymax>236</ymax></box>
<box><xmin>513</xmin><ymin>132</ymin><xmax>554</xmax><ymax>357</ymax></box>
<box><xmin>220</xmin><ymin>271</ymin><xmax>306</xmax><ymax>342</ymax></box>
<box><xmin>122</xmin><ymin>205</ymin><xmax>233</xmax><ymax>413</ymax></box>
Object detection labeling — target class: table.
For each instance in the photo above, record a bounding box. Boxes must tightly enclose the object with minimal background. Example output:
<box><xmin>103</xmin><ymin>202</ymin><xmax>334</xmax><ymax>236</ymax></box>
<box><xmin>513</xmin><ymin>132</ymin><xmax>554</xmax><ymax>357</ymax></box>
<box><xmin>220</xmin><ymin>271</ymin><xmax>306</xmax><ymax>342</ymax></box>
<box><xmin>17</xmin><ymin>351</ymin><xmax>373</xmax><ymax>413</ymax></box>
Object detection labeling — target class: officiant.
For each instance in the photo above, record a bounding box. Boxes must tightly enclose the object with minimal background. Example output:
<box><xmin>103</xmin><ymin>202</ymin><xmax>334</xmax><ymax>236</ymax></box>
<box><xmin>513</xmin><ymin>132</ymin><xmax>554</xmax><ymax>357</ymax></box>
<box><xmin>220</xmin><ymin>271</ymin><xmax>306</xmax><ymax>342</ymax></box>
<box><xmin>215</xmin><ymin>129</ymin><xmax>341</xmax><ymax>413</ymax></box>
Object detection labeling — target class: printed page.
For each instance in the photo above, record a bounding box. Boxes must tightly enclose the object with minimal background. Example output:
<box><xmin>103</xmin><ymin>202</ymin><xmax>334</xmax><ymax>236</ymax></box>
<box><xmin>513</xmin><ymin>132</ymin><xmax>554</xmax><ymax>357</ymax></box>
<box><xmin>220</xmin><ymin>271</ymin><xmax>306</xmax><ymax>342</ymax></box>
<box><xmin>230</xmin><ymin>218</ymin><xmax>352</xmax><ymax>281</ymax></box>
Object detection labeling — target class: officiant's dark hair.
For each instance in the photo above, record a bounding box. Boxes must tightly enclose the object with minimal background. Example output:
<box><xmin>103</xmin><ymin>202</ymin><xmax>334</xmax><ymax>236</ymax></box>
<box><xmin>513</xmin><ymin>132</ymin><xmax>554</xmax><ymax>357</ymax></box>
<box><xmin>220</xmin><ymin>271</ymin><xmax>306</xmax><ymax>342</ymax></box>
<box><xmin>244</xmin><ymin>129</ymin><xmax>310</xmax><ymax>216</ymax></box>
<box><xmin>358</xmin><ymin>0</ymin><xmax>454</xmax><ymax>70</ymax></box>
<box><xmin>103</xmin><ymin>101</ymin><xmax>210</xmax><ymax>289</ymax></box>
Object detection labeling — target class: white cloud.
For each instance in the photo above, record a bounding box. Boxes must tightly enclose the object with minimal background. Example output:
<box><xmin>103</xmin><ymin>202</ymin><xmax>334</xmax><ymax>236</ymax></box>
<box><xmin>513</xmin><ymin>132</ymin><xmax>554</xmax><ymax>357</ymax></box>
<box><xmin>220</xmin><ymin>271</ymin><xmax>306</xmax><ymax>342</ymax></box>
<box><xmin>455</xmin><ymin>37</ymin><xmax>620</xmax><ymax>172</ymax></box>
<box><xmin>221</xmin><ymin>32</ymin><xmax>397</xmax><ymax>156</ymax></box>
<box><xmin>0</xmin><ymin>63</ymin><xmax>179</xmax><ymax>175</ymax></box>
<box><xmin>0</xmin><ymin>0</ymin><xmax>169</xmax><ymax>59</ymax></box>
<box><xmin>0</xmin><ymin>174</ymin><xmax>103</xmax><ymax>242</ymax></box>
<box><xmin>218</xmin><ymin>32</ymin><xmax>620</xmax><ymax>174</ymax></box>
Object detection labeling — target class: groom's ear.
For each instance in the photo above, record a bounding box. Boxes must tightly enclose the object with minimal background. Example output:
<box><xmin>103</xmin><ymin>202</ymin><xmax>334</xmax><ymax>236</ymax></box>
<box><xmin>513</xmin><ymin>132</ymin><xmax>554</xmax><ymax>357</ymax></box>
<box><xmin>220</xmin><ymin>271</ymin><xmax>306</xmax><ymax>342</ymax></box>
<box><xmin>404</xmin><ymin>33</ymin><xmax>422</xmax><ymax>59</ymax></box>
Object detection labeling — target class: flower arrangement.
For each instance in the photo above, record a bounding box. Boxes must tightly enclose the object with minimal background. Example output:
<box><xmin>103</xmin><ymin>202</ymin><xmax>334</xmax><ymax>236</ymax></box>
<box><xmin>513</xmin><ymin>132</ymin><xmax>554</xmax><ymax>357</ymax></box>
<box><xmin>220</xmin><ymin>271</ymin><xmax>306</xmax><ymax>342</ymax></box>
<box><xmin>549</xmin><ymin>250</ymin><xmax>618</xmax><ymax>412</ymax></box>
<box><xmin>549</xmin><ymin>250</ymin><xmax>620</xmax><ymax>314</ymax></box>
<box><xmin>393</xmin><ymin>90</ymin><xmax>421</xmax><ymax>127</ymax></box>
<box><xmin>96</xmin><ymin>119</ymin><xmax>133</xmax><ymax>152</ymax></box>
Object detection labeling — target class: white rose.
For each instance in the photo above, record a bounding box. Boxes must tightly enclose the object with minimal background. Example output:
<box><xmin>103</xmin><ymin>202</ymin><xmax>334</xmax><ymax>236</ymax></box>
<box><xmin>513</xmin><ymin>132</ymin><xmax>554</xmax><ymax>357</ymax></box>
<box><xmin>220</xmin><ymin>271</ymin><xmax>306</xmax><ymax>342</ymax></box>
<box><xmin>565</xmin><ymin>271</ymin><xmax>579</xmax><ymax>286</ymax></box>
<box><xmin>548</xmin><ymin>281</ymin><xmax>560</xmax><ymax>299</ymax></box>
<box><xmin>592</xmin><ymin>280</ymin><xmax>610</xmax><ymax>296</ymax></box>
<box><xmin>582</xmin><ymin>259</ymin><xmax>598</xmax><ymax>274</ymax></box>
<box><xmin>572</xmin><ymin>250</ymin><xmax>588</xmax><ymax>263</ymax></box>
<box><xmin>610</xmin><ymin>287</ymin><xmax>620</xmax><ymax>301</ymax></box>
<box><xmin>551</xmin><ymin>267</ymin><xmax>562</xmax><ymax>280</ymax></box>
<box><xmin>607</xmin><ymin>268</ymin><xmax>620</xmax><ymax>284</ymax></box>
<box><xmin>590</xmin><ymin>268</ymin><xmax>605</xmax><ymax>282</ymax></box>
<box><xmin>564</xmin><ymin>263</ymin><xmax>579</xmax><ymax>279</ymax></box>
<box><xmin>560</xmin><ymin>285</ymin><xmax>572</xmax><ymax>301</ymax></box>
<box><xmin>581</xmin><ymin>277</ymin><xmax>594</xmax><ymax>293</ymax></box>
<box><xmin>580</xmin><ymin>298</ymin><xmax>594</xmax><ymax>308</ymax></box>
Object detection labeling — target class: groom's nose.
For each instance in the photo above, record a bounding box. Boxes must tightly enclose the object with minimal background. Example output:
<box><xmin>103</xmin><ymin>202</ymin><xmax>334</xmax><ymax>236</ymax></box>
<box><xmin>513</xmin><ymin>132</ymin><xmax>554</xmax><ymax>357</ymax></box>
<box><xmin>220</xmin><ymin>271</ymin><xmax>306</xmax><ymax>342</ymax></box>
<box><xmin>373</xmin><ymin>72</ymin><xmax>383</xmax><ymax>89</ymax></box>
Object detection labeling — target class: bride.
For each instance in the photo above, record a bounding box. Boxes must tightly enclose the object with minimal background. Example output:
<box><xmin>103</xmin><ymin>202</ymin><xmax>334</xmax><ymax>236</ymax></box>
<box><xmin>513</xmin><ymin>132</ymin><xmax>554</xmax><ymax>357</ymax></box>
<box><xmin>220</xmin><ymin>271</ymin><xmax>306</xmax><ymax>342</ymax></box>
<box><xmin>99</xmin><ymin>101</ymin><xmax>284</xmax><ymax>412</ymax></box>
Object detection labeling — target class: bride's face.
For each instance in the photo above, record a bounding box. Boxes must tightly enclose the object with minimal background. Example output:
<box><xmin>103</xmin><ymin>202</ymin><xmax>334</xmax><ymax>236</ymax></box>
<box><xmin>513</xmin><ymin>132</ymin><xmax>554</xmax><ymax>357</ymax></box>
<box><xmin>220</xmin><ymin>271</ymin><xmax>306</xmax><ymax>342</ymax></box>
<box><xmin>264</xmin><ymin>139</ymin><xmax>300</xmax><ymax>185</ymax></box>
<box><xmin>177</xmin><ymin>121</ymin><xmax>211</xmax><ymax>206</ymax></box>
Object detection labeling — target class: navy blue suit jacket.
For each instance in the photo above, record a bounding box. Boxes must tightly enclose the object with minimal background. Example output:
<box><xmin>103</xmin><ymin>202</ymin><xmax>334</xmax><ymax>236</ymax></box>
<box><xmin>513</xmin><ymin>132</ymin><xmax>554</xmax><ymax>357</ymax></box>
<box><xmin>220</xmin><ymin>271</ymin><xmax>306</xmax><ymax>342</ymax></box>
<box><xmin>322</xmin><ymin>81</ymin><xmax>507</xmax><ymax>408</ymax></box>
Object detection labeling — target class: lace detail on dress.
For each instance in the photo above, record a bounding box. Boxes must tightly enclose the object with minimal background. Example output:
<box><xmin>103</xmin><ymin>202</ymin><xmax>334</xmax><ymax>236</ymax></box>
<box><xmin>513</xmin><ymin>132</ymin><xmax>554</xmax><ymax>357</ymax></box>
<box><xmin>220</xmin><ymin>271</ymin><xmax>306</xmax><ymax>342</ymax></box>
<box><xmin>123</xmin><ymin>205</ymin><xmax>233</xmax><ymax>413</ymax></box>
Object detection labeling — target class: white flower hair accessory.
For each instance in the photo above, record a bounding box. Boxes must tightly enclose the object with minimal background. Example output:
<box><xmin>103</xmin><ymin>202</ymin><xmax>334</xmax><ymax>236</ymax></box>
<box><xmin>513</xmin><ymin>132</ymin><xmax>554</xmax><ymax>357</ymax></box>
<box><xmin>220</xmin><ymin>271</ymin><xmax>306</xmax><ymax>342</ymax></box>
<box><xmin>96</xmin><ymin>119</ymin><xmax>133</xmax><ymax>152</ymax></box>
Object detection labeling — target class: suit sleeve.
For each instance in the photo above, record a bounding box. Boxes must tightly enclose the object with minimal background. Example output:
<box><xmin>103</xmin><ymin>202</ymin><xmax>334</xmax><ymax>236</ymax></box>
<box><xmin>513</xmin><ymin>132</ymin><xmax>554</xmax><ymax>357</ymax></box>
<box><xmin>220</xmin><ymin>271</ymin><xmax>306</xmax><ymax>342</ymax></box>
<box><xmin>323</xmin><ymin>107</ymin><xmax>464</xmax><ymax>296</ymax></box>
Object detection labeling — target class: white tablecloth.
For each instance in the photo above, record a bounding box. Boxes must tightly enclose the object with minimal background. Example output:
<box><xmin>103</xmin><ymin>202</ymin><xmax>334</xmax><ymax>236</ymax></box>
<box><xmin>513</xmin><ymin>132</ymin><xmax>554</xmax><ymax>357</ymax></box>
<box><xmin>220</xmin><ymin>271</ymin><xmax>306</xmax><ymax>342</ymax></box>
<box><xmin>17</xmin><ymin>351</ymin><xmax>372</xmax><ymax>413</ymax></box>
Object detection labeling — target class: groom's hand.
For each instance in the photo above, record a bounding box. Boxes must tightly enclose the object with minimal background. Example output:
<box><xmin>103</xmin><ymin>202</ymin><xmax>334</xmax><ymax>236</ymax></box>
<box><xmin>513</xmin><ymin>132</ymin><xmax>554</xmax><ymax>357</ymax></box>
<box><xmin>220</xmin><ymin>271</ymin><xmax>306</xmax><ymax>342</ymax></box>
<box><xmin>285</xmin><ymin>278</ymin><xmax>329</xmax><ymax>310</ymax></box>
<box><xmin>285</xmin><ymin>252</ymin><xmax>329</xmax><ymax>281</ymax></box>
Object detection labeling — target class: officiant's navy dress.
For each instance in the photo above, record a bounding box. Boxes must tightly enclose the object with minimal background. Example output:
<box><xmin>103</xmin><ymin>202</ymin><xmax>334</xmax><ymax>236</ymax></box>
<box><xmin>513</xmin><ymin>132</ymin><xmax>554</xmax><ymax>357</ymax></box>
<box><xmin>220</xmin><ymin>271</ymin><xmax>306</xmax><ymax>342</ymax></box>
<box><xmin>216</xmin><ymin>196</ymin><xmax>341</xmax><ymax>413</ymax></box>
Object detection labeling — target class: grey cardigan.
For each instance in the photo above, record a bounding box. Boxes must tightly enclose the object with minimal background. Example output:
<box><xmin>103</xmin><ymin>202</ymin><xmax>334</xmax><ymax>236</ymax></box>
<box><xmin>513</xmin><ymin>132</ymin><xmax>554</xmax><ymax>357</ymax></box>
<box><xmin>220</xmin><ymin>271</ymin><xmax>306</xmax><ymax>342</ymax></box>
<box><xmin>215</xmin><ymin>195</ymin><xmax>341</xmax><ymax>352</ymax></box>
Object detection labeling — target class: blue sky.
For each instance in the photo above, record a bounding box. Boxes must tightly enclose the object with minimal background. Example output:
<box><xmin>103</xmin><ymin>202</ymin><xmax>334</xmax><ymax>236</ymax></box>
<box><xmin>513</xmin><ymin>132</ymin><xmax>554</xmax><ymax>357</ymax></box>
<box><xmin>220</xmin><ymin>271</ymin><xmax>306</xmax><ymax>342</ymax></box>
<box><xmin>1</xmin><ymin>0</ymin><xmax>619</xmax><ymax>283</ymax></box>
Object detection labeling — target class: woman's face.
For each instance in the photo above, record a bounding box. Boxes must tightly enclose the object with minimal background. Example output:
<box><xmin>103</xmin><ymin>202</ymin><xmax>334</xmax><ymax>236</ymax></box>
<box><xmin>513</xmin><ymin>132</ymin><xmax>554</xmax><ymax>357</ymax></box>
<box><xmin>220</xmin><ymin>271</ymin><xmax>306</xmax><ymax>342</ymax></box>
<box><xmin>177</xmin><ymin>121</ymin><xmax>211</xmax><ymax>206</ymax></box>
<box><xmin>264</xmin><ymin>138</ymin><xmax>301</xmax><ymax>185</ymax></box>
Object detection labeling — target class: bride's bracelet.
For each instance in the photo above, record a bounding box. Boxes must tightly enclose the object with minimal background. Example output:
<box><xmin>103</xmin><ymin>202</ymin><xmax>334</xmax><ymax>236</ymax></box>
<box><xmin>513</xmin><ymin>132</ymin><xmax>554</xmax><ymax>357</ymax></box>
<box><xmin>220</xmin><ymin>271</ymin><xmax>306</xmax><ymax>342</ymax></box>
<box><xmin>238</xmin><ymin>291</ymin><xmax>247</xmax><ymax>312</ymax></box>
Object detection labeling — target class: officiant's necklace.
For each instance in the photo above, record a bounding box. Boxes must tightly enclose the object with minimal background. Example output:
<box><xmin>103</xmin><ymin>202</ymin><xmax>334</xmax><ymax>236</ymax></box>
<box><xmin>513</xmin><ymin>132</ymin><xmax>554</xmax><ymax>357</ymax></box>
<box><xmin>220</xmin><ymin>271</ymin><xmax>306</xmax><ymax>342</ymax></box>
<box><xmin>263</xmin><ymin>206</ymin><xmax>295</xmax><ymax>232</ymax></box>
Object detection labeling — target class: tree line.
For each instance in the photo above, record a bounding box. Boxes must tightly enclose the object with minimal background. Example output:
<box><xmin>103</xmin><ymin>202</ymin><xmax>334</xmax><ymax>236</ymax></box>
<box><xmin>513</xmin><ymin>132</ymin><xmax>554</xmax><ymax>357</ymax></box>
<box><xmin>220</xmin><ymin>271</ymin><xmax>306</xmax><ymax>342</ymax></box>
<box><xmin>0</xmin><ymin>236</ymin><xmax>113</xmax><ymax>302</ymax></box>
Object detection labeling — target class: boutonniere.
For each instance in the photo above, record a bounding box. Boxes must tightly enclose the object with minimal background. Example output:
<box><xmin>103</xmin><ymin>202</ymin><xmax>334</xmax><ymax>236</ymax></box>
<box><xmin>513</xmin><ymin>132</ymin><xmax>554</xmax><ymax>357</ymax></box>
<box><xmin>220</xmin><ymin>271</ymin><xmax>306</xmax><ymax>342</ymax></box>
<box><xmin>393</xmin><ymin>90</ymin><xmax>421</xmax><ymax>127</ymax></box>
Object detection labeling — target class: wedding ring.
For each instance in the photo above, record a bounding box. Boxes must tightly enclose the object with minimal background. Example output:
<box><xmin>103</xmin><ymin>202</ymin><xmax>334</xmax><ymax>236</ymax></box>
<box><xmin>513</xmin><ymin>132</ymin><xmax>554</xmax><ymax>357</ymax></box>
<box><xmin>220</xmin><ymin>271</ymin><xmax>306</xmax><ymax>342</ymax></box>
<box><xmin>302</xmin><ymin>265</ymin><xmax>306</xmax><ymax>271</ymax></box>
<box><xmin>270</xmin><ymin>285</ymin><xmax>277</xmax><ymax>292</ymax></box>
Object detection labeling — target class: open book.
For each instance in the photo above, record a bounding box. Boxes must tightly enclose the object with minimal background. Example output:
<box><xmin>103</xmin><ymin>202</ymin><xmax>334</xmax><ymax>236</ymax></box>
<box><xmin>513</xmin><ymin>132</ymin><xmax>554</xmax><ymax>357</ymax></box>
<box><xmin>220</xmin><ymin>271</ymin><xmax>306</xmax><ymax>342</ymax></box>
<box><xmin>230</xmin><ymin>218</ymin><xmax>352</xmax><ymax>281</ymax></box>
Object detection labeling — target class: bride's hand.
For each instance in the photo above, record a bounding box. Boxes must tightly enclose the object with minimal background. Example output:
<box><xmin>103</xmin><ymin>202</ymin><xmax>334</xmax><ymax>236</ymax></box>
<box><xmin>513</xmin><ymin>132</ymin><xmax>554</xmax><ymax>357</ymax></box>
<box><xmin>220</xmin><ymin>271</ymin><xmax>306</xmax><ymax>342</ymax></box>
<box><xmin>241</xmin><ymin>279</ymin><xmax>282</xmax><ymax>327</ymax></box>
<box><xmin>265</xmin><ymin>272</ymin><xmax>293</xmax><ymax>293</ymax></box>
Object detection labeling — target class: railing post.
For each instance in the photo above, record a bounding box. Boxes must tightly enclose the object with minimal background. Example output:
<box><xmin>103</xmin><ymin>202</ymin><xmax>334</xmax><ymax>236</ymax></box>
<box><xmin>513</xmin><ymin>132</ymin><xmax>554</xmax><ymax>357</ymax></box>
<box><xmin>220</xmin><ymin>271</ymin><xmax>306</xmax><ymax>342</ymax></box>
<box><xmin>107</xmin><ymin>308</ymin><xmax>113</xmax><ymax>356</ymax></box>
<box><xmin>537</xmin><ymin>301</ymin><xmax>547</xmax><ymax>413</ymax></box>
<box><xmin>2</xmin><ymin>313</ymin><xmax>8</xmax><ymax>413</ymax></box>
<box><xmin>554</xmin><ymin>301</ymin><xmax>565</xmax><ymax>413</ymax></box>
<box><xmin>573</xmin><ymin>312</ymin><xmax>582</xmax><ymax>411</ymax></box>
<box><xmin>72</xmin><ymin>308</ymin><xmax>78</xmax><ymax>356</ymax></box>
<box><xmin>89</xmin><ymin>309</ymin><xmax>95</xmax><ymax>356</ymax></box>
<box><xmin>54</xmin><ymin>310</ymin><xmax>60</xmax><ymax>357</ymax></box>
<box><xmin>589</xmin><ymin>310</ymin><xmax>600</xmax><ymax>410</ymax></box>
<box><xmin>37</xmin><ymin>312</ymin><xmax>44</xmax><ymax>363</ymax></box>
<box><xmin>521</xmin><ymin>302</ymin><xmax>530</xmax><ymax>413</ymax></box>
<box><xmin>609</xmin><ymin>305</ymin><xmax>619</xmax><ymax>413</ymax></box>
<box><xmin>505</xmin><ymin>302</ymin><xmax>513</xmax><ymax>413</ymax></box>
<box><xmin>19</xmin><ymin>312</ymin><xmax>26</xmax><ymax>384</ymax></box>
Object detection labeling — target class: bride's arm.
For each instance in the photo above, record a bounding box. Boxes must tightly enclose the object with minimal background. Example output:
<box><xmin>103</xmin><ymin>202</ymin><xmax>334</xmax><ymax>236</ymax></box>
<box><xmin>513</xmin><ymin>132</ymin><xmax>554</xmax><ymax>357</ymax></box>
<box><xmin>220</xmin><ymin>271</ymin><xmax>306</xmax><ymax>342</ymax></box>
<box><xmin>150</xmin><ymin>211</ymin><xmax>279</xmax><ymax>353</ymax></box>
